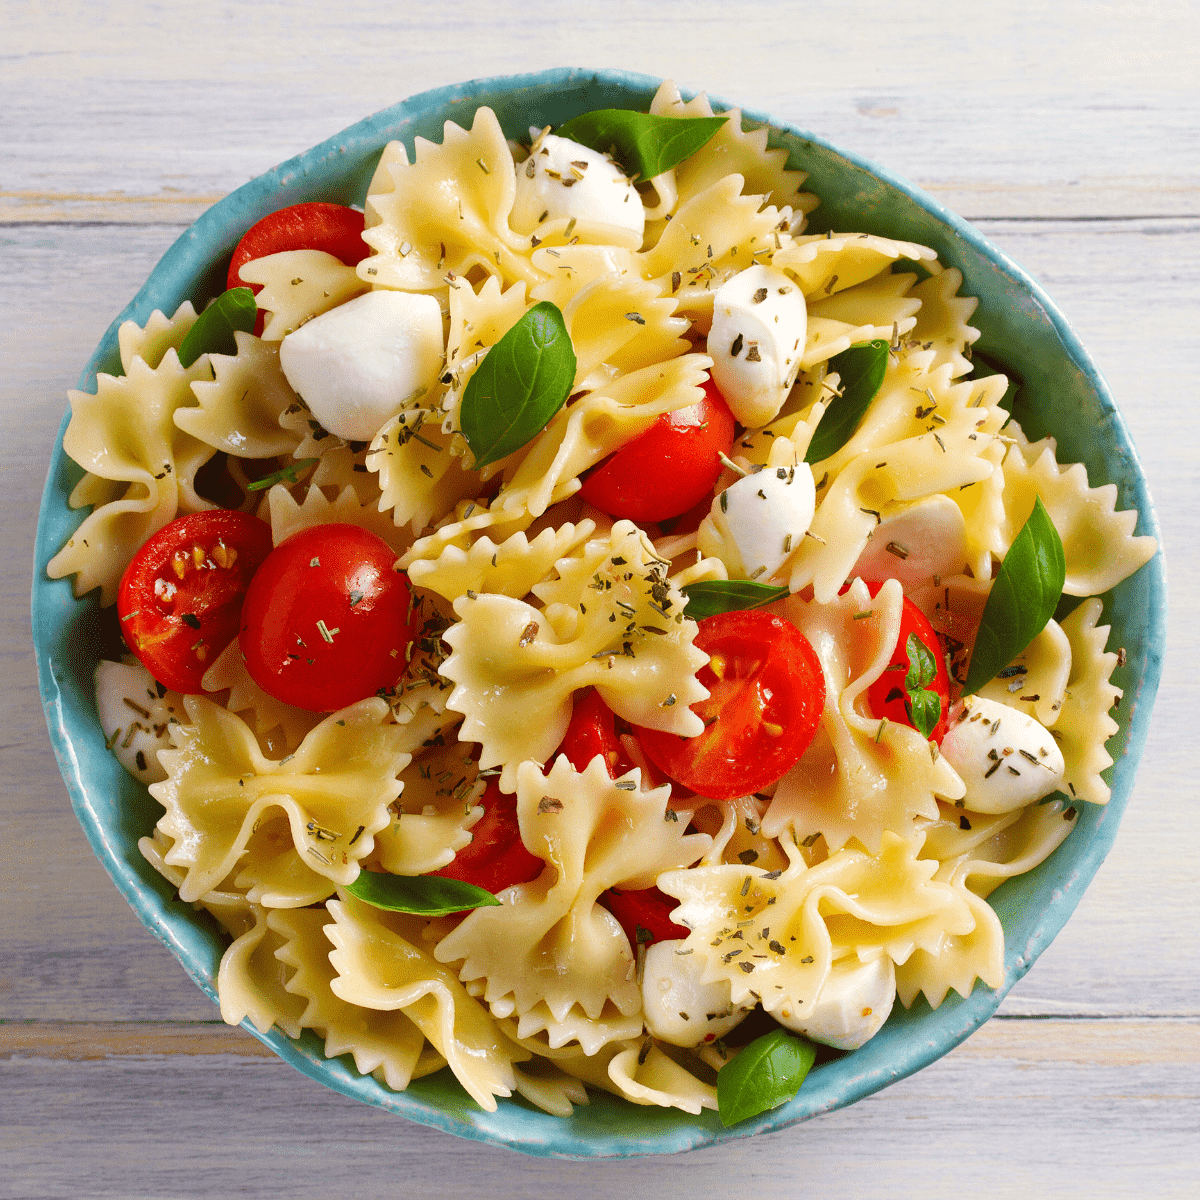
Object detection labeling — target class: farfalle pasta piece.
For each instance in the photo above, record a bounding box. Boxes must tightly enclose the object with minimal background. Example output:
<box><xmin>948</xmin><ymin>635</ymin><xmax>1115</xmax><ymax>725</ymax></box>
<box><xmin>1000</xmin><ymin>426</ymin><xmax>1157</xmax><ymax>596</ymax></box>
<box><xmin>116</xmin><ymin>302</ymin><xmax>199</xmax><ymax>372</ymax></box>
<box><xmin>905</xmin><ymin>265</ymin><xmax>981</xmax><ymax>379</ymax></box>
<box><xmin>359</xmin><ymin>108</ymin><xmax>543</xmax><ymax>293</ymax></box>
<box><xmin>764</xmin><ymin>581</ymin><xmax>964</xmax><ymax>853</ymax></box>
<box><xmin>326</xmin><ymin>893</ymin><xmax>527</xmax><ymax>1111</ymax></box>
<box><xmin>440</xmin><ymin>520</ymin><xmax>708</xmax><ymax>790</ymax></box>
<box><xmin>270</xmin><ymin>906</ymin><xmax>443</xmax><ymax>1092</ymax></box>
<box><xmin>238</xmin><ymin>249</ymin><xmax>368</xmax><ymax>341</ymax></box>
<box><xmin>263</xmin><ymin>481</ymin><xmax>413</xmax><ymax>555</ymax></box>
<box><xmin>408</xmin><ymin>520</ymin><xmax>596</xmax><ymax>603</ymax></box>
<box><xmin>150</xmin><ymin>696</ymin><xmax>407</xmax><ymax>904</ymax></box>
<box><xmin>978</xmin><ymin>617</ymin><xmax>1072</xmax><ymax>730</ymax></box>
<box><xmin>176</xmin><ymin>331</ymin><xmax>304</xmax><ymax>459</ymax></box>
<box><xmin>47</xmin><ymin>323</ymin><xmax>217</xmax><ymax>605</ymax></box>
<box><xmin>605</xmin><ymin>1043</ymin><xmax>718</xmax><ymax>1114</ymax></box>
<box><xmin>802</xmin><ymin>272</ymin><xmax>921</xmax><ymax>370</ymax></box>
<box><xmin>1055</xmin><ymin>598</ymin><xmax>1123</xmax><ymax>805</ymax></box>
<box><xmin>433</xmin><ymin>756</ymin><xmax>710</xmax><ymax>1043</ymax></box>
<box><xmin>276</xmin><ymin>399</ymin><xmax>380</xmax><ymax>506</ymax></box>
<box><xmin>773</xmin><ymin>232</ymin><xmax>937</xmax><ymax>299</ymax></box>
<box><xmin>216</xmin><ymin>903</ymin><xmax>308</xmax><ymax>1037</ymax></box>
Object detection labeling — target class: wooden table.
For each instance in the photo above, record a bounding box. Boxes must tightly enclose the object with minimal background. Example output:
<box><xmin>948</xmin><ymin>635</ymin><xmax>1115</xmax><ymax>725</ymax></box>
<box><xmin>4</xmin><ymin>3</ymin><xmax>1197</xmax><ymax>1195</ymax></box>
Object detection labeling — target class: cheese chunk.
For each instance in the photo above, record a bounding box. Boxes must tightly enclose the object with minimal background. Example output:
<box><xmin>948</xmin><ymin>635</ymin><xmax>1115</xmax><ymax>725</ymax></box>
<box><xmin>94</xmin><ymin>660</ymin><xmax>185</xmax><ymax>785</ymax></box>
<box><xmin>278</xmin><ymin>289</ymin><xmax>444</xmax><ymax>442</ymax></box>
<box><xmin>708</xmin><ymin>265</ymin><xmax>807</xmax><ymax>427</ymax></box>
<box><xmin>851</xmin><ymin>495</ymin><xmax>970</xmax><ymax>590</ymax></box>
<box><xmin>941</xmin><ymin>695</ymin><xmax>1066</xmax><ymax>813</ymax></box>
<box><xmin>698</xmin><ymin>462</ymin><xmax>816</xmax><ymax>581</ymax></box>
<box><xmin>775</xmin><ymin>954</ymin><xmax>896</xmax><ymax>1051</ymax></box>
<box><xmin>641</xmin><ymin>939</ymin><xmax>755</xmax><ymax>1048</ymax></box>
<box><xmin>510</xmin><ymin>133</ymin><xmax>644</xmax><ymax>248</ymax></box>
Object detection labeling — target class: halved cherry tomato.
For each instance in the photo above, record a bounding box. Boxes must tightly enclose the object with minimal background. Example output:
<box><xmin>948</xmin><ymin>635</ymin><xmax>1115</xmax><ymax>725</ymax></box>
<box><xmin>634</xmin><ymin>609</ymin><xmax>825</xmax><ymax>800</ymax></box>
<box><xmin>434</xmin><ymin>779</ymin><xmax>543</xmax><ymax>894</ymax></box>
<box><xmin>557</xmin><ymin>688</ymin><xmax>637</xmax><ymax>778</ymax></box>
<box><xmin>238</xmin><ymin>523</ymin><xmax>419</xmax><ymax>712</ymax></box>
<box><xmin>577</xmin><ymin>377</ymin><xmax>736</xmax><ymax>523</ymax></box>
<box><xmin>117</xmin><ymin>511</ymin><xmax>274</xmax><ymax>695</ymax></box>
<box><xmin>226</xmin><ymin>202</ymin><xmax>369</xmax><ymax>293</ymax></box>
<box><xmin>861</xmin><ymin>583</ymin><xmax>950</xmax><ymax>744</ymax></box>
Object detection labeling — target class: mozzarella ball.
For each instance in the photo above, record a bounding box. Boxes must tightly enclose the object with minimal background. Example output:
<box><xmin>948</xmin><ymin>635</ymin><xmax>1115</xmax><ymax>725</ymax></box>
<box><xmin>775</xmin><ymin>954</ymin><xmax>896</xmax><ymax>1051</ymax></box>
<box><xmin>698</xmin><ymin>462</ymin><xmax>816</xmax><ymax>581</ymax></box>
<box><xmin>708</xmin><ymin>265</ymin><xmax>807</xmax><ymax>427</ymax></box>
<box><xmin>510</xmin><ymin>133</ymin><xmax>644</xmax><ymax>248</ymax></box>
<box><xmin>641</xmin><ymin>939</ymin><xmax>755</xmax><ymax>1048</ymax></box>
<box><xmin>851</xmin><ymin>495</ymin><xmax>970</xmax><ymax>590</ymax></box>
<box><xmin>94</xmin><ymin>659</ymin><xmax>185</xmax><ymax>785</ymax></box>
<box><xmin>940</xmin><ymin>695</ymin><xmax>1066</xmax><ymax>813</ymax></box>
<box><xmin>279</xmin><ymin>289</ymin><xmax>444</xmax><ymax>442</ymax></box>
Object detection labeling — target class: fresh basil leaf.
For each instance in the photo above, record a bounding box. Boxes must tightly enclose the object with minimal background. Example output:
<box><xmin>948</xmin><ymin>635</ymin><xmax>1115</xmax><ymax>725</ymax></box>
<box><xmin>904</xmin><ymin>632</ymin><xmax>937</xmax><ymax>692</ymax></box>
<box><xmin>682</xmin><ymin>579</ymin><xmax>789</xmax><ymax>619</ymax></box>
<box><xmin>962</xmin><ymin>497</ymin><xmax>1066</xmax><ymax>695</ymax></box>
<box><xmin>804</xmin><ymin>339</ymin><xmax>889</xmax><ymax>465</ymax></box>
<box><xmin>344</xmin><ymin>870</ymin><xmax>500</xmax><ymax>916</ymax></box>
<box><xmin>177</xmin><ymin>287</ymin><xmax>258</xmax><ymax>368</ymax></box>
<box><xmin>906</xmin><ymin>687</ymin><xmax>942</xmax><ymax>740</ymax></box>
<box><xmin>891</xmin><ymin>257</ymin><xmax>933</xmax><ymax>283</ymax></box>
<box><xmin>459</xmin><ymin>301</ymin><xmax>576</xmax><ymax>469</ymax></box>
<box><xmin>556</xmin><ymin>110</ymin><xmax>727</xmax><ymax>182</ymax></box>
<box><xmin>716</xmin><ymin>1028</ymin><xmax>817</xmax><ymax>1127</ymax></box>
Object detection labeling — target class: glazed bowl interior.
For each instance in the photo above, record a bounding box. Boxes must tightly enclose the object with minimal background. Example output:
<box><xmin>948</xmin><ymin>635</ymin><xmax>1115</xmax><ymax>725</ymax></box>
<box><xmin>32</xmin><ymin>67</ymin><xmax>1166</xmax><ymax>1157</ymax></box>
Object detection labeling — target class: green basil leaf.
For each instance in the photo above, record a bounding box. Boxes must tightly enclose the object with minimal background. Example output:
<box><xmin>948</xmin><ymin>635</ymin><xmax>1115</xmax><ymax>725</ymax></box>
<box><xmin>804</xmin><ymin>339</ymin><xmax>889</xmax><ymax>465</ymax></box>
<box><xmin>716</xmin><ymin>1028</ymin><xmax>817</xmax><ymax>1127</ymax></box>
<box><xmin>904</xmin><ymin>632</ymin><xmax>937</xmax><ymax>692</ymax></box>
<box><xmin>906</xmin><ymin>687</ymin><xmax>942</xmax><ymax>740</ymax></box>
<box><xmin>682</xmin><ymin>579</ymin><xmax>789</xmax><ymax>619</ymax></box>
<box><xmin>556</xmin><ymin>110</ymin><xmax>727</xmax><ymax>182</ymax></box>
<box><xmin>962</xmin><ymin>497</ymin><xmax>1066</xmax><ymax>695</ymax></box>
<box><xmin>344</xmin><ymin>870</ymin><xmax>501</xmax><ymax>916</ymax></box>
<box><xmin>177</xmin><ymin>287</ymin><xmax>258</xmax><ymax>368</ymax></box>
<box><xmin>247</xmin><ymin>457</ymin><xmax>319</xmax><ymax>492</ymax></box>
<box><xmin>459</xmin><ymin>301</ymin><xmax>577</xmax><ymax>469</ymax></box>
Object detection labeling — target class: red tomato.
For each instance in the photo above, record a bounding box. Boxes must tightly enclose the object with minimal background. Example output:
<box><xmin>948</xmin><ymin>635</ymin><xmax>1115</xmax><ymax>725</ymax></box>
<box><xmin>435</xmin><ymin>780</ymin><xmax>543</xmax><ymax>894</ymax></box>
<box><xmin>557</xmin><ymin>688</ymin><xmax>637</xmax><ymax>778</ymax></box>
<box><xmin>117</xmin><ymin>511</ymin><xmax>274</xmax><ymax>695</ymax></box>
<box><xmin>862</xmin><ymin>584</ymin><xmax>951</xmax><ymax>744</ymax></box>
<box><xmin>577</xmin><ymin>377</ymin><xmax>736</xmax><ymax>523</ymax></box>
<box><xmin>602</xmin><ymin>885</ymin><xmax>689</xmax><ymax>947</ymax></box>
<box><xmin>226</xmin><ymin>202</ymin><xmax>369</xmax><ymax>293</ymax></box>
<box><xmin>238</xmin><ymin>523</ymin><xmax>418</xmax><ymax>712</ymax></box>
<box><xmin>635</xmin><ymin>610</ymin><xmax>825</xmax><ymax>800</ymax></box>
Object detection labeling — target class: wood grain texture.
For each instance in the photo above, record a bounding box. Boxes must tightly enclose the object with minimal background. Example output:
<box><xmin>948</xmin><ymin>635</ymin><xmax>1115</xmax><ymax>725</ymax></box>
<box><xmin>3</xmin><ymin>0</ymin><xmax>1198</xmax><ymax>1193</ymax></box>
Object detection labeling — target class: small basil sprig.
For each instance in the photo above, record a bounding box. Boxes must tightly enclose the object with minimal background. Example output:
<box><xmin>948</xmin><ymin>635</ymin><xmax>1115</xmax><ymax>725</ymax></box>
<box><xmin>344</xmin><ymin>870</ymin><xmax>501</xmax><ymax>917</ymax></box>
<box><xmin>804</xmin><ymin>339</ymin><xmax>889</xmax><ymax>465</ymax></box>
<box><xmin>716</xmin><ymin>1028</ymin><xmax>818</xmax><ymax>1126</ymax></box>
<box><xmin>459</xmin><ymin>301</ymin><xmax>577</xmax><ymax>469</ymax></box>
<box><xmin>177</xmin><ymin>287</ymin><xmax>258</xmax><ymax>368</ymax></box>
<box><xmin>247</xmin><ymin>457</ymin><xmax>319</xmax><ymax>492</ymax></box>
<box><xmin>681</xmin><ymin>579</ymin><xmax>789</xmax><ymax>619</ymax></box>
<box><xmin>903</xmin><ymin>633</ymin><xmax>942</xmax><ymax>739</ymax></box>
<box><xmin>556</xmin><ymin>110</ymin><xmax>727</xmax><ymax>182</ymax></box>
<box><xmin>962</xmin><ymin>497</ymin><xmax>1066</xmax><ymax>695</ymax></box>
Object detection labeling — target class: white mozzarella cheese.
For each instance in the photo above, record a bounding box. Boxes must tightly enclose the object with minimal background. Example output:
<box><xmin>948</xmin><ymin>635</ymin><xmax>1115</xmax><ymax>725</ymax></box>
<box><xmin>510</xmin><ymin>133</ymin><xmax>644</xmax><ymax>247</ymax></box>
<box><xmin>94</xmin><ymin>659</ymin><xmax>185</xmax><ymax>785</ymax></box>
<box><xmin>697</xmin><ymin>462</ymin><xmax>816</xmax><ymax>581</ymax></box>
<box><xmin>851</xmin><ymin>495</ymin><xmax>970</xmax><ymax>589</ymax></box>
<box><xmin>775</xmin><ymin>954</ymin><xmax>896</xmax><ymax>1050</ymax></box>
<box><xmin>708</xmin><ymin>265</ymin><xmax>807</xmax><ymax>428</ymax></box>
<box><xmin>278</xmin><ymin>289</ymin><xmax>444</xmax><ymax>442</ymax></box>
<box><xmin>641</xmin><ymin>939</ymin><xmax>755</xmax><ymax>1048</ymax></box>
<box><xmin>940</xmin><ymin>694</ymin><xmax>1066</xmax><ymax>813</ymax></box>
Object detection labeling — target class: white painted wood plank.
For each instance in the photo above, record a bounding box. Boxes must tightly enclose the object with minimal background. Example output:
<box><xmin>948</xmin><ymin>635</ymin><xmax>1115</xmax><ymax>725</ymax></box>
<box><xmin>3</xmin><ymin>1020</ymin><xmax>1197</xmax><ymax>1197</ymax></box>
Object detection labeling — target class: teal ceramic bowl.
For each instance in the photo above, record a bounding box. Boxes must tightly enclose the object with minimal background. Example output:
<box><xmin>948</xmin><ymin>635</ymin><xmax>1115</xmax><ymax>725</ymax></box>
<box><xmin>33</xmin><ymin>68</ymin><xmax>1166</xmax><ymax>1157</ymax></box>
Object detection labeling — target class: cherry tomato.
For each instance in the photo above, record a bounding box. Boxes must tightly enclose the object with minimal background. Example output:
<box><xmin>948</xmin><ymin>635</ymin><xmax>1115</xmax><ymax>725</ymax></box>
<box><xmin>117</xmin><ymin>511</ymin><xmax>274</xmax><ymax>695</ymax></box>
<box><xmin>238</xmin><ymin>523</ymin><xmax>418</xmax><ymax>712</ymax></box>
<box><xmin>226</xmin><ymin>202</ymin><xmax>369</xmax><ymax>293</ymax></box>
<box><xmin>862</xmin><ymin>583</ymin><xmax>951</xmax><ymax>744</ymax></box>
<box><xmin>635</xmin><ymin>609</ymin><xmax>825</xmax><ymax>800</ymax></box>
<box><xmin>557</xmin><ymin>688</ymin><xmax>637</xmax><ymax>778</ymax></box>
<box><xmin>434</xmin><ymin>779</ymin><xmax>543</xmax><ymax>894</ymax></box>
<box><xmin>602</xmin><ymin>885</ymin><xmax>689</xmax><ymax>947</ymax></box>
<box><xmin>577</xmin><ymin>377</ymin><xmax>736</xmax><ymax>523</ymax></box>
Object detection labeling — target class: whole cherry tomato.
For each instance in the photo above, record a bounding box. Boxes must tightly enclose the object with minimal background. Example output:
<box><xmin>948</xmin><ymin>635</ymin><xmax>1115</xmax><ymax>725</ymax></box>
<box><xmin>226</xmin><ymin>202</ymin><xmax>369</xmax><ymax>293</ymax></box>
<box><xmin>635</xmin><ymin>609</ymin><xmax>825</xmax><ymax>800</ymax></box>
<box><xmin>577</xmin><ymin>377</ymin><xmax>736</xmax><ymax>523</ymax></box>
<box><xmin>434</xmin><ymin>779</ymin><xmax>543</xmax><ymax>894</ymax></box>
<box><xmin>862</xmin><ymin>583</ymin><xmax>951</xmax><ymax>744</ymax></box>
<box><xmin>238</xmin><ymin>523</ymin><xmax>419</xmax><ymax>712</ymax></box>
<box><xmin>117</xmin><ymin>510</ymin><xmax>274</xmax><ymax>695</ymax></box>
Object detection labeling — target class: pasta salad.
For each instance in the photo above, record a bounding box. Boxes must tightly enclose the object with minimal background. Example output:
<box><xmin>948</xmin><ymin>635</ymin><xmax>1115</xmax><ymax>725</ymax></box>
<box><xmin>48</xmin><ymin>80</ymin><xmax>1157</xmax><ymax>1124</ymax></box>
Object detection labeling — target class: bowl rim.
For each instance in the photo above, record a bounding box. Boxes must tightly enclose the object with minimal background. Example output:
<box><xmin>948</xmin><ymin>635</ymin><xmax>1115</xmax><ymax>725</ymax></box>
<box><xmin>32</xmin><ymin>66</ymin><xmax>1167</xmax><ymax>1158</ymax></box>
